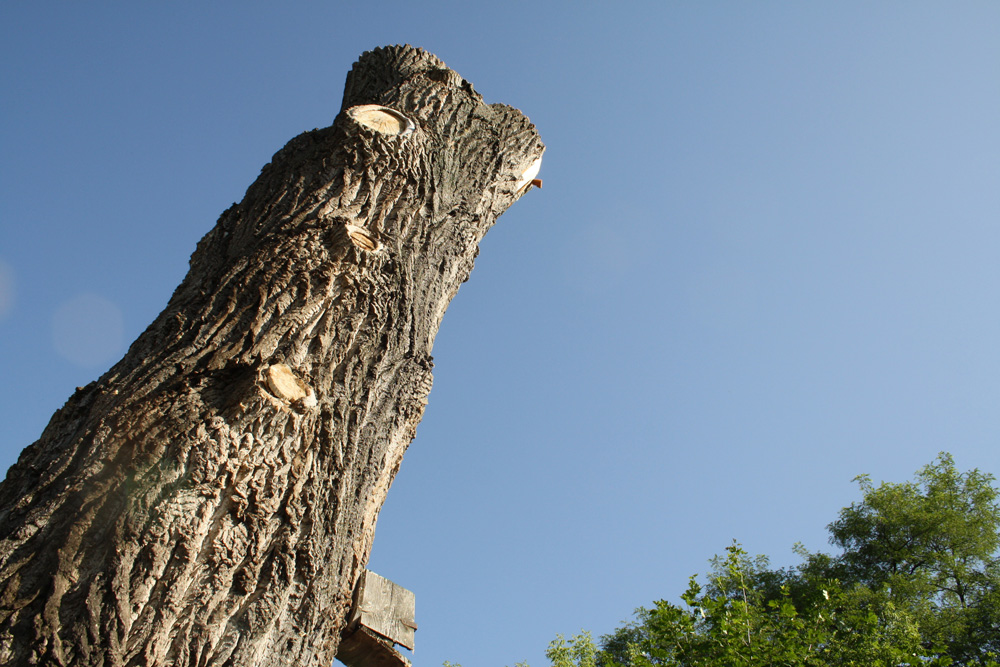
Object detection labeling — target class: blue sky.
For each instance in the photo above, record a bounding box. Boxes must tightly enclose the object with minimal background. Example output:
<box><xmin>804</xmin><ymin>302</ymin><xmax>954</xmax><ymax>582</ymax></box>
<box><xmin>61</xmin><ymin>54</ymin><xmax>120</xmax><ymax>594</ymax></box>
<box><xmin>2</xmin><ymin>3</ymin><xmax>999</xmax><ymax>666</ymax></box>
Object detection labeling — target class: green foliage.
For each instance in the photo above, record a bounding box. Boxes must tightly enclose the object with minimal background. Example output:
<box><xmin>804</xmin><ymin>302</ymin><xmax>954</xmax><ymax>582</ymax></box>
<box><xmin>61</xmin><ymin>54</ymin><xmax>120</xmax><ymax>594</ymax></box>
<box><xmin>826</xmin><ymin>453</ymin><xmax>1000</xmax><ymax>663</ymax></box>
<box><xmin>831</xmin><ymin>454</ymin><xmax>999</xmax><ymax>591</ymax></box>
<box><xmin>597</xmin><ymin>543</ymin><xmax>932</xmax><ymax>667</ymax></box>
<box><xmin>546</xmin><ymin>632</ymin><xmax>598</xmax><ymax>667</ymax></box>
<box><xmin>525</xmin><ymin>453</ymin><xmax>1000</xmax><ymax>667</ymax></box>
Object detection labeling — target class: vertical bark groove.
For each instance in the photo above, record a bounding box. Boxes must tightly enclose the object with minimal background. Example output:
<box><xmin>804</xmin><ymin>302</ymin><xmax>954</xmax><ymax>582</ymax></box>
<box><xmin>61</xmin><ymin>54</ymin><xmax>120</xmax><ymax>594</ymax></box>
<box><xmin>0</xmin><ymin>45</ymin><xmax>543</xmax><ymax>666</ymax></box>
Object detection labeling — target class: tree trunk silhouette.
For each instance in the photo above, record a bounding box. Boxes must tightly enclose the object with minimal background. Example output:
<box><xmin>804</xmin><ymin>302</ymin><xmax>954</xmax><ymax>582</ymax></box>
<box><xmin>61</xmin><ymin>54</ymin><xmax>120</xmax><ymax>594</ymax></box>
<box><xmin>0</xmin><ymin>45</ymin><xmax>543</xmax><ymax>667</ymax></box>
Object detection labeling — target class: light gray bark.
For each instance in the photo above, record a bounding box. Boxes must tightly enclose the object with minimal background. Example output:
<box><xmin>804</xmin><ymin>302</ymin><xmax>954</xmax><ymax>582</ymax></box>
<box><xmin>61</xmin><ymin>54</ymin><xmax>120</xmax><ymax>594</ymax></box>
<box><xmin>0</xmin><ymin>45</ymin><xmax>543</xmax><ymax>666</ymax></box>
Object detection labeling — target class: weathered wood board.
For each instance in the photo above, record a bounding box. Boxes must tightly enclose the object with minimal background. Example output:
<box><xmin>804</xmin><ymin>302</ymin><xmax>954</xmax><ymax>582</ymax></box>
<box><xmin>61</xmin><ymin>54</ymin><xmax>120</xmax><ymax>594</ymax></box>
<box><xmin>337</xmin><ymin>626</ymin><xmax>411</xmax><ymax>667</ymax></box>
<box><xmin>348</xmin><ymin>570</ymin><xmax>416</xmax><ymax>650</ymax></box>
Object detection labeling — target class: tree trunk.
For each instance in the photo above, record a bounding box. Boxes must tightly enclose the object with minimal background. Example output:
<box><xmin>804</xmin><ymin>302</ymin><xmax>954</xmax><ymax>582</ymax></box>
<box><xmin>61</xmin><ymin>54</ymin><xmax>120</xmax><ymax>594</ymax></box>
<box><xmin>0</xmin><ymin>45</ymin><xmax>543</xmax><ymax>667</ymax></box>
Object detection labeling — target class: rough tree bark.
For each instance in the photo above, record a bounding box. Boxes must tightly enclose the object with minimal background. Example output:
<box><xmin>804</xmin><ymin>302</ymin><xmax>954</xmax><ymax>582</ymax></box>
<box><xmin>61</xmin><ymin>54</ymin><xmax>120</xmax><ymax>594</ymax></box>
<box><xmin>0</xmin><ymin>45</ymin><xmax>543</xmax><ymax>666</ymax></box>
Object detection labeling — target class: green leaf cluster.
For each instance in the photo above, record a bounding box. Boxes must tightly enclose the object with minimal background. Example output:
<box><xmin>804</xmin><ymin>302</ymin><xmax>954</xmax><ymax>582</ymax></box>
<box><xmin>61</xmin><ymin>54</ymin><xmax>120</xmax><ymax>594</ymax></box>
<box><xmin>531</xmin><ymin>454</ymin><xmax>1000</xmax><ymax>667</ymax></box>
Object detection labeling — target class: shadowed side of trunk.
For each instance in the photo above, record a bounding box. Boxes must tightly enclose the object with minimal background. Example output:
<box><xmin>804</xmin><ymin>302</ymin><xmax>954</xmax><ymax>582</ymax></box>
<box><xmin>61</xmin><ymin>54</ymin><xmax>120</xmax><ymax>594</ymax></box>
<box><xmin>0</xmin><ymin>45</ymin><xmax>543</xmax><ymax>667</ymax></box>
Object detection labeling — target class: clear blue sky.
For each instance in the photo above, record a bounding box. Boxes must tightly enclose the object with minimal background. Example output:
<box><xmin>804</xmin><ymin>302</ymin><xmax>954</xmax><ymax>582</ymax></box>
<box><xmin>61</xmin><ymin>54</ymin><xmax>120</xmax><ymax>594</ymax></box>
<box><xmin>2</xmin><ymin>3</ymin><xmax>999</xmax><ymax>666</ymax></box>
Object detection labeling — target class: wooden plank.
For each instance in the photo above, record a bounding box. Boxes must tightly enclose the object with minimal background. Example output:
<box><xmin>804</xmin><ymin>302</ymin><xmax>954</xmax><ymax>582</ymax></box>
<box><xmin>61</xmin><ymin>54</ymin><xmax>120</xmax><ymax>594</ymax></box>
<box><xmin>337</xmin><ymin>626</ymin><xmax>411</xmax><ymax>667</ymax></box>
<box><xmin>352</xmin><ymin>570</ymin><xmax>416</xmax><ymax>650</ymax></box>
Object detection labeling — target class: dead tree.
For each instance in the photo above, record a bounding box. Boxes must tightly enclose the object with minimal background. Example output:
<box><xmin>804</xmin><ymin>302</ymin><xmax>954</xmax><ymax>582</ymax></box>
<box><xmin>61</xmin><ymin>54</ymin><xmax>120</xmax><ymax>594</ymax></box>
<box><xmin>0</xmin><ymin>45</ymin><xmax>543</xmax><ymax>667</ymax></box>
